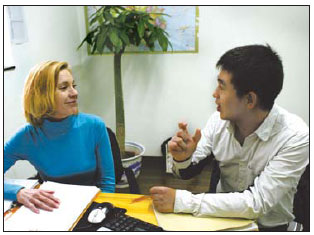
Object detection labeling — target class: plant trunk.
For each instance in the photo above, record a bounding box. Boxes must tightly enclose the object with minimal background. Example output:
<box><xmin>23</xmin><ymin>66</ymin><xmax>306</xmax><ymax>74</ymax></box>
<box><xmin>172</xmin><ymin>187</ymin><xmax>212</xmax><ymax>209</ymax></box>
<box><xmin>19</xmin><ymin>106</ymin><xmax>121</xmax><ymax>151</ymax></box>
<box><xmin>114</xmin><ymin>52</ymin><xmax>125</xmax><ymax>157</ymax></box>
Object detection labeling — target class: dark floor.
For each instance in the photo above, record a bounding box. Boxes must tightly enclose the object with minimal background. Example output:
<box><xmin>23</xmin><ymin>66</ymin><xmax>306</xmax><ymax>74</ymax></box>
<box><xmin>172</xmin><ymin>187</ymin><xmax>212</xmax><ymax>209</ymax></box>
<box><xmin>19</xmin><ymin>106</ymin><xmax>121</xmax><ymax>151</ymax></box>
<box><xmin>115</xmin><ymin>156</ymin><xmax>213</xmax><ymax>195</ymax></box>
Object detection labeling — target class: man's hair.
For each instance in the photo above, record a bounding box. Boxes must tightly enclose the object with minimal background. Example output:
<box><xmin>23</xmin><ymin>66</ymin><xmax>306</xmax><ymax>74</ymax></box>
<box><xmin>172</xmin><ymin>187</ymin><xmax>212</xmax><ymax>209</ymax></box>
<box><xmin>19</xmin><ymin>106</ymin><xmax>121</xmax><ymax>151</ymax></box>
<box><xmin>23</xmin><ymin>61</ymin><xmax>71</xmax><ymax>126</ymax></box>
<box><xmin>216</xmin><ymin>44</ymin><xmax>283</xmax><ymax>110</ymax></box>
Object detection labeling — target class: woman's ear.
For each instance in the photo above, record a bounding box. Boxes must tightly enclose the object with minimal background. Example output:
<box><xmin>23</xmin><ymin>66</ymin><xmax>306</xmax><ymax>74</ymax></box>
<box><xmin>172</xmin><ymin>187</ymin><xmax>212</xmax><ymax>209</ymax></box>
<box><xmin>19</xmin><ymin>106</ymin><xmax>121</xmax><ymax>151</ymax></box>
<box><xmin>247</xmin><ymin>92</ymin><xmax>258</xmax><ymax>109</ymax></box>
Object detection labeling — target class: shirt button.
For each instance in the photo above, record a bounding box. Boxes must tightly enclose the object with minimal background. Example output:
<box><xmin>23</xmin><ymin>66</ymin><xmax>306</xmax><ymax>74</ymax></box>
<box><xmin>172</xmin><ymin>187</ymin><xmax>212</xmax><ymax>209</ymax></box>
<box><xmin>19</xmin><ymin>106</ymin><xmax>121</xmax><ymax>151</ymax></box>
<box><xmin>248</xmin><ymin>164</ymin><xmax>252</xmax><ymax>169</ymax></box>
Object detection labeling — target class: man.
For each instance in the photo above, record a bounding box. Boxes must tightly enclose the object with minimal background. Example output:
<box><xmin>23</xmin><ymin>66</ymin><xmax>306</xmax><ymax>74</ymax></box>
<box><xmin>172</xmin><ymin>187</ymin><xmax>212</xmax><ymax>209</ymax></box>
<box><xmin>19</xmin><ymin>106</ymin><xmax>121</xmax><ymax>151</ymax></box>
<box><xmin>150</xmin><ymin>45</ymin><xmax>309</xmax><ymax>231</ymax></box>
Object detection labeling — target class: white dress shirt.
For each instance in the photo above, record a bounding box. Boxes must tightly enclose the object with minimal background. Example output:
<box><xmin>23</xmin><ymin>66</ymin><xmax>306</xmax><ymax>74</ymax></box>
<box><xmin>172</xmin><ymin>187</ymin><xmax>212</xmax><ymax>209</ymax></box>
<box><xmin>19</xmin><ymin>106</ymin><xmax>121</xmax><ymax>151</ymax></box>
<box><xmin>172</xmin><ymin>104</ymin><xmax>309</xmax><ymax>228</ymax></box>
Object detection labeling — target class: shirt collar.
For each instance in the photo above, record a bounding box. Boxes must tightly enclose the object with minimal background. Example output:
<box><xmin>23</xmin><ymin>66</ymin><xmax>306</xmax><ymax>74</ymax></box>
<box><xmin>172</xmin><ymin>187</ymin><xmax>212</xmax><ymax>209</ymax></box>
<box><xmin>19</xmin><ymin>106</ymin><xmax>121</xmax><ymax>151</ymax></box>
<box><xmin>226</xmin><ymin>104</ymin><xmax>279</xmax><ymax>141</ymax></box>
<box><xmin>226</xmin><ymin>121</ymin><xmax>235</xmax><ymax>134</ymax></box>
<box><xmin>254</xmin><ymin>104</ymin><xmax>279</xmax><ymax>141</ymax></box>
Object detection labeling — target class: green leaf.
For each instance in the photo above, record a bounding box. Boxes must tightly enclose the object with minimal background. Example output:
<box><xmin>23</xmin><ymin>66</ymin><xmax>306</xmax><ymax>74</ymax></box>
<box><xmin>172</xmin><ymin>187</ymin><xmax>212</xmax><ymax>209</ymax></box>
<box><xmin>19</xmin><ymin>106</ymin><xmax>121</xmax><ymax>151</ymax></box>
<box><xmin>158</xmin><ymin>33</ymin><xmax>168</xmax><ymax>51</ymax></box>
<box><xmin>105</xmin><ymin>37</ymin><xmax>114</xmax><ymax>52</ymax></box>
<box><xmin>77</xmin><ymin>31</ymin><xmax>92</xmax><ymax>49</ymax></box>
<box><xmin>96</xmin><ymin>10</ymin><xmax>104</xmax><ymax>25</ymax></box>
<box><xmin>96</xmin><ymin>30</ymin><xmax>107</xmax><ymax>53</ymax></box>
<box><xmin>168</xmin><ymin>39</ymin><xmax>173</xmax><ymax>51</ymax></box>
<box><xmin>109</xmin><ymin>29</ymin><xmax>123</xmax><ymax>53</ymax></box>
<box><xmin>91</xmin><ymin>35</ymin><xmax>98</xmax><ymax>54</ymax></box>
<box><xmin>145</xmin><ymin>21</ymin><xmax>154</xmax><ymax>31</ymax></box>
<box><xmin>118</xmin><ymin>12</ymin><xmax>127</xmax><ymax>24</ymax></box>
<box><xmin>149</xmin><ymin>31</ymin><xmax>157</xmax><ymax>44</ymax></box>
<box><xmin>143</xmin><ymin>33</ymin><xmax>155</xmax><ymax>51</ymax></box>
<box><xmin>137</xmin><ymin>19</ymin><xmax>145</xmax><ymax>38</ymax></box>
<box><xmin>135</xmin><ymin>33</ymin><xmax>141</xmax><ymax>46</ymax></box>
<box><xmin>89</xmin><ymin>15</ymin><xmax>99</xmax><ymax>26</ymax></box>
<box><xmin>109</xmin><ymin>30</ymin><xmax>120</xmax><ymax>46</ymax></box>
<box><xmin>104</xmin><ymin>11</ymin><xmax>114</xmax><ymax>24</ymax></box>
<box><xmin>119</xmin><ymin>31</ymin><xmax>130</xmax><ymax>46</ymax></box>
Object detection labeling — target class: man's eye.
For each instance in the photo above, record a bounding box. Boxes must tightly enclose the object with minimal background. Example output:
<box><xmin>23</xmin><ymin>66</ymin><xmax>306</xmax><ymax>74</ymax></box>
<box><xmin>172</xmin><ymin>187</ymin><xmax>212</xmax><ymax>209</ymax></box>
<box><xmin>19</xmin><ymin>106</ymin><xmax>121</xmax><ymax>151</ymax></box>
<box><xmin>73</xmin><ymin>84</ymin><xmax>77</xmax><ymax>88</ymax></box>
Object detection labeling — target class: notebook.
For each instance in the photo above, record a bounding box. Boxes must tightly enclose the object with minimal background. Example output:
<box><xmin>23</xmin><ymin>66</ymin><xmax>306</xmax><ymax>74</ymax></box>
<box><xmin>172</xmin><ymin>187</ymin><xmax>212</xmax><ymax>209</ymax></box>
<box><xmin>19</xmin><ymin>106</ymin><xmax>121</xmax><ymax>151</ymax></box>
<box><xmin>4</xmin><ymin>181</ymin><xmax>100</xmax><ymax>231</ymax></box>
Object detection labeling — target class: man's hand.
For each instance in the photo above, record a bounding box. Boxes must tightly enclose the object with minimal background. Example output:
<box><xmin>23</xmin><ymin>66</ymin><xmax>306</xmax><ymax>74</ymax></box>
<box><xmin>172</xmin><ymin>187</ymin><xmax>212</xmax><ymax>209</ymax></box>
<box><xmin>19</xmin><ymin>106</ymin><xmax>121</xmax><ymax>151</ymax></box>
<box><xmin>150</xmin><ymin>186</ymin><xmax>176</xmax><ymax>213</ymax></box>
<box><xmin>16</xmin><ymin>188</ymin><xmax>60</xmax><ymax>214</ymax></box>
<box><xmin>168</xmin><ymin>122</ymin><xmax>201</xmax><ymax>162</ymax></box>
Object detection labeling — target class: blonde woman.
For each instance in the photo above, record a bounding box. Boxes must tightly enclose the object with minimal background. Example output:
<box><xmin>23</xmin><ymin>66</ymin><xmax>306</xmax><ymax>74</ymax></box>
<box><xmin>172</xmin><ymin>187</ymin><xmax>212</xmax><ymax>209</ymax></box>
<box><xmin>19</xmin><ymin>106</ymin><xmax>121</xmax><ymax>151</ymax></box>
<box><xmin>4</xmin><ymin>61</ymin><xmax>115</xmax><ymax>213</ymax></box>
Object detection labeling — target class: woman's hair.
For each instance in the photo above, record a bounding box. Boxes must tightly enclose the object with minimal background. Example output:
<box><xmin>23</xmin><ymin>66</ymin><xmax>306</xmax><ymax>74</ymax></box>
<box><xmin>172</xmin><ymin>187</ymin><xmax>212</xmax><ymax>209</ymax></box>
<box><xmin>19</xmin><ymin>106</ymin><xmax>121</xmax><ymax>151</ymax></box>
<box><xmin>23</xmin><ymin>61</ymin><xmax>72</xmax><ymax>126</ymax></box>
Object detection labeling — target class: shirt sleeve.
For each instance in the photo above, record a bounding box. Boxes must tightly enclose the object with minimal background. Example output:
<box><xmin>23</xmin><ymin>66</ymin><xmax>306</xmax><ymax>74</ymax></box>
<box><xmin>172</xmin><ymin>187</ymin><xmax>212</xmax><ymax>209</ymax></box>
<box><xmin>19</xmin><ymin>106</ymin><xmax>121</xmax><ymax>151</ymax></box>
<box><xmin>95</xmin><ymin>120</ymin><xmax>115</xmax><ymax>193</ymax></box>
<box><xmin>172</xmin><ymin>113</ymin><xmax>217</xmax><ymax>177</ymax></box>
<box><xmin>4</xmin><ymin>127</ymin><xmax>28</xmax><ymax>201</ymax></box>
<box><xmin>174</xmin><ymin>132</ymin><xmax>309</xmax><ymax>219</ymax></box>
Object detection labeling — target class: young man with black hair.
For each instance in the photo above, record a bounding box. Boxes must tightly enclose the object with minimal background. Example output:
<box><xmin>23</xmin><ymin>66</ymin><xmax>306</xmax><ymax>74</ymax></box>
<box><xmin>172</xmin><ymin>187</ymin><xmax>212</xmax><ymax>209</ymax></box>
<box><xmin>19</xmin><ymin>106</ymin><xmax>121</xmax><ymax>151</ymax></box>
<box><xmin>150</xmin><ymin>45</ymin><xmax>309</xmax><ymax>231</ymax></box>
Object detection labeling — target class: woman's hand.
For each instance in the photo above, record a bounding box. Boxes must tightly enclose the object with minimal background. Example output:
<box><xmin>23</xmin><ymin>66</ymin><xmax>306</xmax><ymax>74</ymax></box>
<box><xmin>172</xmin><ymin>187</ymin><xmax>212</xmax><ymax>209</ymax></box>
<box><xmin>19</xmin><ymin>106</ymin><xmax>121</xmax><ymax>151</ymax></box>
<box><xmin>16</xmin><ymin>188</ymin><xmax>61</xmax><ymax>214</ymax></box>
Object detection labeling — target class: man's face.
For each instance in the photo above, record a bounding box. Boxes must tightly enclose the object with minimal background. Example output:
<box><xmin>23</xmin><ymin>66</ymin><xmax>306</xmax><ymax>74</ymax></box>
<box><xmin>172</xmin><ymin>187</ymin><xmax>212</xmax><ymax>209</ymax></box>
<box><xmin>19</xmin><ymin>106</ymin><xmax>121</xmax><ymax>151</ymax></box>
<box><xmin>212</xmin><ymin>70</ymin><xmax>247</xmax><ymax>121</ymax></box>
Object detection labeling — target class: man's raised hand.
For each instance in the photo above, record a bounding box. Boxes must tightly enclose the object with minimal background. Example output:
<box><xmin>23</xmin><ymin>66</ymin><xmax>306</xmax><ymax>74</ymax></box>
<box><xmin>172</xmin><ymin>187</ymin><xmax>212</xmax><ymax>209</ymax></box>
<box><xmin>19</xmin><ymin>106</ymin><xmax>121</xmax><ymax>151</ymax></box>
<box><xmin>168</xmin><ymin>122</ymin><xmax>201</xmax><ymax>162</ymax></box>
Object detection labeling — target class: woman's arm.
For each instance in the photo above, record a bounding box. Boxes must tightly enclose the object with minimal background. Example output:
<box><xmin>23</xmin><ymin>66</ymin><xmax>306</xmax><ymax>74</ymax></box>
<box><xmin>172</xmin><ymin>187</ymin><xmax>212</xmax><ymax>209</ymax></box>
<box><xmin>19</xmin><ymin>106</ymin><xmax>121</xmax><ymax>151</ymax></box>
<box><xmin>95</xmin><ymin>121</ymin><xmax>116</xmax><ymax>193</ymax></box>
<box><xmin>4</xmin><ymin>127</ymin><xmax>28</xmax><ymax>200</ymax></box>
<box><xmin>4</xmin><ymin>126</ymin><xmax>60</xmax><ymax>213</ymax></box>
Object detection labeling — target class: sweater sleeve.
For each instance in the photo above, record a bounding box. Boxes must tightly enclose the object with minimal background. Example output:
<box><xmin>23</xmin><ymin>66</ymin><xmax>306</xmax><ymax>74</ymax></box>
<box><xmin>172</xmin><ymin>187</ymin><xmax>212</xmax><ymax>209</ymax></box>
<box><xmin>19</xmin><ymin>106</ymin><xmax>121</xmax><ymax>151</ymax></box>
<box><xmin>95</xmin><ymin>120</ymin><xmax>115</xmax><ymax>193</ymax></box>
<box><xmin>4</xmin><ymin>127</ymin><xmax>28</xmax><ymax>200</ymax></box>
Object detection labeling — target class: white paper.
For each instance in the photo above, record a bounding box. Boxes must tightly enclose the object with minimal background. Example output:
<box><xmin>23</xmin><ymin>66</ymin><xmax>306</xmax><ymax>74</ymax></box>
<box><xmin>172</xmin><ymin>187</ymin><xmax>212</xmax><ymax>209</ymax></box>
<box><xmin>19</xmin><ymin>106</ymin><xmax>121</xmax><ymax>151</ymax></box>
<box><xmin>4</xmin><ymin>181</ymin><xmax>100</xmax><ymax>231</ymax></box>
<box><xmin>4</xmin><ymin>201</ymin><xmax>13</xmax><ymax>213</ymax></box>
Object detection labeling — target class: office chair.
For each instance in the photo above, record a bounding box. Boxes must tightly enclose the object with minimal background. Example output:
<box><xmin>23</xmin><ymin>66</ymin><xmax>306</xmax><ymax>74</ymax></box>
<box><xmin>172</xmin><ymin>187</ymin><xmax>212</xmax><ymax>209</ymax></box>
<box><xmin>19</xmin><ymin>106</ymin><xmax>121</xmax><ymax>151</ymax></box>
<box><xmin>106</xmin><ymin>127</ymin><xmax>141</xmax><ymax>194</ymax></box>
<box><xmin>208</xmin><ymin>159</ymin><xmax>309</xmax><ymax>231</ymax></box>
<box><xmin>291</xmin><ymin>164</ymin><xmax>309</xmax><ymax>231</ymax></box>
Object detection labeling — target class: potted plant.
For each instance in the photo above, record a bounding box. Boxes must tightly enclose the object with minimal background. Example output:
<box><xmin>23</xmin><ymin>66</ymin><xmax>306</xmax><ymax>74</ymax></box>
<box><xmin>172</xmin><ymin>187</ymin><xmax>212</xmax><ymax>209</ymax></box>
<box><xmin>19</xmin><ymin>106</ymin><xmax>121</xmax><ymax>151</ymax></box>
<box><xmin>78</xmin><ymin>6</ymin><xmax>171</xmax><ymax>186</ymax></box>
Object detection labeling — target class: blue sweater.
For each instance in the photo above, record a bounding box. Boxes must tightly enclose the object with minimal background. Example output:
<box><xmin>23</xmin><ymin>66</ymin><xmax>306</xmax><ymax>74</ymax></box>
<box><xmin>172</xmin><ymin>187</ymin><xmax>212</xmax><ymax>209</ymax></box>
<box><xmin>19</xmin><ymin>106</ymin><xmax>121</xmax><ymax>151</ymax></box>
<box><xmin>4</xmin><ymin>113</ymin><xmax>115</xmax><ymax>201</ymax></box>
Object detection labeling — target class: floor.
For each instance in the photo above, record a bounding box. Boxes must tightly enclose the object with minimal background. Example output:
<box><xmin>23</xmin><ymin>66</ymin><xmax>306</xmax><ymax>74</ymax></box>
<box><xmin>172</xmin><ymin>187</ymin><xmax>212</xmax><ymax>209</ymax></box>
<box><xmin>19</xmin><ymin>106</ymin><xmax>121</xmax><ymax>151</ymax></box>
<box><xmin>115</xmin><ymin>156</ymin><xmax>213</xmax><ymax>195</ymax></box>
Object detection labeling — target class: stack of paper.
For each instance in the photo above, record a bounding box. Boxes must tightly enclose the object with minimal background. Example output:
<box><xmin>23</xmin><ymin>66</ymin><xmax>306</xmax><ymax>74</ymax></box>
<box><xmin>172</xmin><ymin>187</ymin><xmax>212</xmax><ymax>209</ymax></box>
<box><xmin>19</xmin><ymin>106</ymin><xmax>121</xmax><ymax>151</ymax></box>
<box><xmin>4</xmin><ymin>181</ymin><xmax>99</xmax><ymax>231</ymax></box>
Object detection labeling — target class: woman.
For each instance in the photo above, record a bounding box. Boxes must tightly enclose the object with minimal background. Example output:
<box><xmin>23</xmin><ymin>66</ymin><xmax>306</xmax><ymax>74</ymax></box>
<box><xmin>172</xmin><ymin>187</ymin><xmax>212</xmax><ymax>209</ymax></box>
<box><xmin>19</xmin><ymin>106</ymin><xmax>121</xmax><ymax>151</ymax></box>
<box><xmin>4</xmin><ymin>61</ymin><xmax>115</xmax><ymax>213</ymax></box>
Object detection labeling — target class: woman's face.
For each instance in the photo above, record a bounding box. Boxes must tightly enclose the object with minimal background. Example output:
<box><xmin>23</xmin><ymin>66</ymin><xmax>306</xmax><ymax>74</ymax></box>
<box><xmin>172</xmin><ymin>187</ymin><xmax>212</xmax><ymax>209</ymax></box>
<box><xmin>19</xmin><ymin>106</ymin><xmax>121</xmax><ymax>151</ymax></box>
<box><xmin>51</xmin><ymin>69</ymin><xmax>78</xmax><ymax>119</ymax></box>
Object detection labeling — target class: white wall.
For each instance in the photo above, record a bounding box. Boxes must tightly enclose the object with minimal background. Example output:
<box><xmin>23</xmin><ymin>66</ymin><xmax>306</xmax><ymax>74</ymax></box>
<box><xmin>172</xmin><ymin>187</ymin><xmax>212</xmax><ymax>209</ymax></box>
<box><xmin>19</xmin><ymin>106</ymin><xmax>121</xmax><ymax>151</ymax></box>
<box><xmin>4</xmin><ymin>6</ymin><xmax>309</xmax><ymax>178</ymax></box>
<box><xmin>78</xmin><ymin>6</ymin><xmax>309</xmax><ymax>156</ymax></box>
<box><xmin>4</xmin><ymin>6</ymin><xmax>82</xmax><ymax>178</ymax></box>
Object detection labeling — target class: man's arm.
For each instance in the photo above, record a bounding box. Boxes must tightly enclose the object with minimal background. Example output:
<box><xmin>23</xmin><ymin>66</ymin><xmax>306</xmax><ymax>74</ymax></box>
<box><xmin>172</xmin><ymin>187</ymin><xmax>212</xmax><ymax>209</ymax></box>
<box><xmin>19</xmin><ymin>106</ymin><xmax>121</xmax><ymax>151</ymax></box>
<box><xmin>171</xmin><ymin>117</ymin><xmax>215</xmax><ymax>178</ymax></box>
<box><xmin>174</xmin><ymin>133</ymin><xmax>309</xmax><ymax>219</ymax></box>
<box><xmin>168</xmin><ymin>122</ymin><xmax>202</xmax><ymax>162</ymax></box>
<box><xmin>152</xmin><ymin>133</ymin><xmax>308</xmax><ymax>220</ymax></box>
<box><xmin>150</xmin><ymin>118</ymin><xmax>215</xmax><ymax>211</ymax></box>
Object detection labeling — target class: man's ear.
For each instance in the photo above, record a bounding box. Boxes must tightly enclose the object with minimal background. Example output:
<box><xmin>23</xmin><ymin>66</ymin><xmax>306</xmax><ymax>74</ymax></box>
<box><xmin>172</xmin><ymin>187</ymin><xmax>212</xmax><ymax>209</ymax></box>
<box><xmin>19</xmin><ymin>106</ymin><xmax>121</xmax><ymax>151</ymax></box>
<box><xmin>247</xmin><ymin>92</ymin><xmax>258</xmax><ymax>109</ymax></box>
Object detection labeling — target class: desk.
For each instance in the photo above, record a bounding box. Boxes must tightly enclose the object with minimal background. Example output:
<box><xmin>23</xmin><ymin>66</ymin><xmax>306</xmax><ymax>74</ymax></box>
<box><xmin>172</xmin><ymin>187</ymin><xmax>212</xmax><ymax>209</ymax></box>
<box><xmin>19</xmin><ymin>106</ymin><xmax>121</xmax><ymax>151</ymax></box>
<box><xmin>5</xmin><ymin>191</ymin><xmax>257</xmax><ymax>231</ymax></box>
<box><xmin>75</xmin><ymin>192</ymin><xmax>257</xmax><ymax>231</ymax></box>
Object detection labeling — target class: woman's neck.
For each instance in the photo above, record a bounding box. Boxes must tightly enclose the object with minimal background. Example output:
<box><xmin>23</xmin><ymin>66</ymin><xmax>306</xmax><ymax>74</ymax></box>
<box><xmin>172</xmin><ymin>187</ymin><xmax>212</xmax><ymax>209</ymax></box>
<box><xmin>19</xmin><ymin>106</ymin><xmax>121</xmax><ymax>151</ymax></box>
<box><xmin>45</xmin><ymin>115</ymin><xmax>69</xmax><ymax>122</ymax></box>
